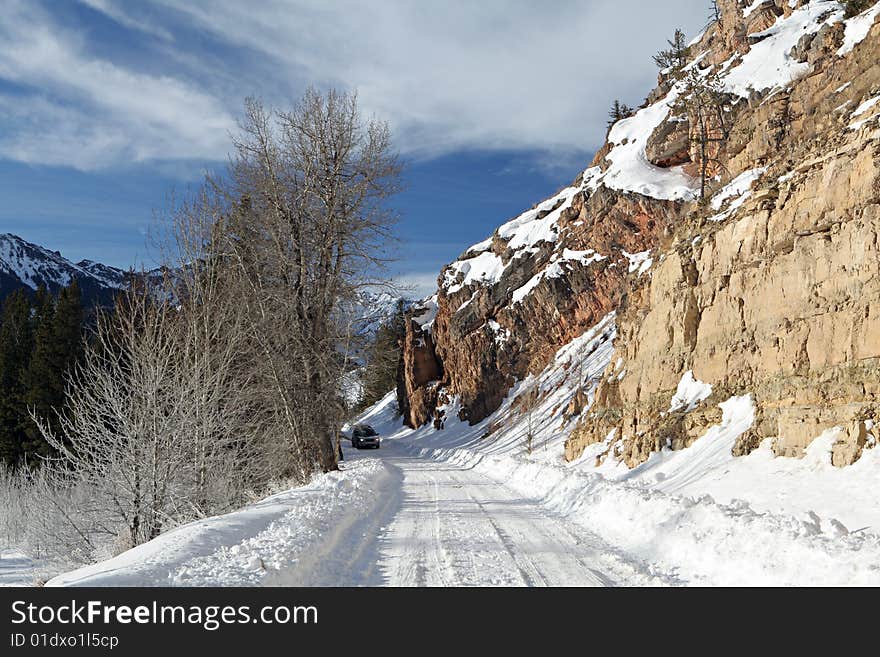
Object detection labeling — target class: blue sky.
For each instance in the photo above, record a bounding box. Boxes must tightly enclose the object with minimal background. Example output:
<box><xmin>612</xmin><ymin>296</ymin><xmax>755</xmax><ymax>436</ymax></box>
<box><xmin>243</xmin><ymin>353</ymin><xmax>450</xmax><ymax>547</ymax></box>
<box><xmin>0</xmin><ymin>0</ymin><xmax>705</xmax><ymax>296</ymax></box>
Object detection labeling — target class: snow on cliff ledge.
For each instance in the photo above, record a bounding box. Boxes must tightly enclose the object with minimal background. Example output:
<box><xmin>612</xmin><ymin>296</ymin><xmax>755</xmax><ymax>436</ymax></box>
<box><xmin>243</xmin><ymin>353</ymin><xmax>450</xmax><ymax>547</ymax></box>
<box><xmin>438</xmin><ymin>1</ymin><xmax>880</xmax><ymax>305</ymax></box>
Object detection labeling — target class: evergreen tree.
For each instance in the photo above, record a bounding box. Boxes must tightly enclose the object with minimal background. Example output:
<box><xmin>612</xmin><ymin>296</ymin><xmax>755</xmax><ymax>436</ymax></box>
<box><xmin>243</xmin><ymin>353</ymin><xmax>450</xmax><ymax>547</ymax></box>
<box><xmin>654</xmin><ymin>28</ymin><xmax>691</xmax><ymax>75</ymax></box>
<box><xmin>675</xmin><ymin>66</ymin><xmax>731</xmax><ymax>200</ymax></box>
<box><xmin>20</xmin><ymin>281</ymin><xmax>84</xmax><ymax>459</ymax></box>
<box><xmin>607</xmin><ymin>100</ymin><xmax>635</xmax><ymax>134</ymax></box>
<box><xmin>0</xmin><ymin>289</ymin><xmax>34</xmax><ymax>467</ymax></box>
<box><xmin>52</xmin><ymin>279</ymin><xmax>86</xmax><ymax>375</ymax></box>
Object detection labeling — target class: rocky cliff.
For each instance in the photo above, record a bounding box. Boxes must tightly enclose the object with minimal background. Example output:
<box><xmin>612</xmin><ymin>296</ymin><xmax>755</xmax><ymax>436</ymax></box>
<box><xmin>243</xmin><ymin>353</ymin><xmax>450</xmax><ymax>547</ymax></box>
<box><xmin>399</xmin><ymin>0</ymin><xmax>880</xmax><ymax>471</ymax></box>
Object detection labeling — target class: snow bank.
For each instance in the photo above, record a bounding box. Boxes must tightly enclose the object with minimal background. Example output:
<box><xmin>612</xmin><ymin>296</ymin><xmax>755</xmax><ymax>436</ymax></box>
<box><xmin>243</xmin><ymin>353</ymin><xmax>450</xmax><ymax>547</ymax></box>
<box><xmin>0</xmin><ymin>551</ymin><xmax>40</xmax><ymax>587</ymax></box>
<box><xmin>390</xmin><ymin>383</ymin><xmax>880</xmax><ymax>584</ymax></box>
<box><xmin>415</xmin><ymin>444</ymin><xmax>880</xmax><ymax>586</ymax></box>
<box><xmin>363</xmin><ymin>310</ymin><xmax>880</xmax><ymax>586</ymax></box>
<box><xmin>47</xmin><ymin>459</ymin><xmax>391</xmax><ymax>587</ymax></box>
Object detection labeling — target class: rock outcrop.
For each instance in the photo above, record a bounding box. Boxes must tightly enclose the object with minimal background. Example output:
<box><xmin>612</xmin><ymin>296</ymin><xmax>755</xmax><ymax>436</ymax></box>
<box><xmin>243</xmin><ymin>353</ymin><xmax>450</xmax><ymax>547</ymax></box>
<box><xmin>566</xmin><ymin>0</ymin><xmax>880</xmax><ymax>468</ymax></box>
<box><xmin>399</xmin><ymin>182</ymin><xmax>682</xmax><ymax>428</ymax></box>
<box><xmin>399</xmin><ymin>0</ymin><xmax>880</xmax><ymax>471</ymax></box>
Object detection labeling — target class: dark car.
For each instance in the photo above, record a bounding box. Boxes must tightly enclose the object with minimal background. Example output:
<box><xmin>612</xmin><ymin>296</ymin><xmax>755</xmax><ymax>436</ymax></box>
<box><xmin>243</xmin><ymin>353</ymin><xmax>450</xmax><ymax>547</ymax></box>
<box><xmin>351</xmin><ymin>424</ymin><xmax>380</xmax><ymax>449</ymax></box>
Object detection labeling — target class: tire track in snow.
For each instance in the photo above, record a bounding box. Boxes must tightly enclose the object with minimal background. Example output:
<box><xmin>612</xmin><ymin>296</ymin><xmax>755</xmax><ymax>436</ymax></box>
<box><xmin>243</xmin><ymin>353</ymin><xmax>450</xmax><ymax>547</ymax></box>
<box><xmin>464</xmin><ymin>491</ymin><xmax>544</xmax><ymax>587</ymax></box>
<box><xmin>271</xmin><ymin>443</ymin><xmax>628</xmax><ymax>587</ymax></box>
<box><xmin>267</xmin><ymin>459</ymin><xmax>403</xmax><ymax>587</ymax></box>
<box><xmin>428</xmin><ymin>476</ymin><xmax>457</xmax><ymax>587</ymax></box>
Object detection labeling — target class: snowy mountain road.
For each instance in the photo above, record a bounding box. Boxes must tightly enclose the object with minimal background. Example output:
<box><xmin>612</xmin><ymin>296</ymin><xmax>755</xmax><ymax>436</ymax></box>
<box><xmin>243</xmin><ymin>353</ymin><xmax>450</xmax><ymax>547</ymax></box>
<box><xmin>272</xmin><ymin>444</ymin><xmax>629</xmax><ymax>587</ymax></box>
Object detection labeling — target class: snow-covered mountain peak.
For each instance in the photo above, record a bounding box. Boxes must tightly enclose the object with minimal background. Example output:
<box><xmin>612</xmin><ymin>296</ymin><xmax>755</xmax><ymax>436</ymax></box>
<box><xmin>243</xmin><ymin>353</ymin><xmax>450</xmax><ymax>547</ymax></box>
<box><xmin>0</xmin><ymin>233</ymin><xmax>128</xmax><ymax>306</ymax></box>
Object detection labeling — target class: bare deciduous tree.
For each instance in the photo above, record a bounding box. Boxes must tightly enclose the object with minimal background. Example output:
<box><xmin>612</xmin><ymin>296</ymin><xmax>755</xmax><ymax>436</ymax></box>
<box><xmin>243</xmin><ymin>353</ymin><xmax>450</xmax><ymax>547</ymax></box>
<box><xmin>31</xmin><ymin>275</ymin><xmax>263</xmax><ymax>555</ymax></box>
<box><xmin>212</xmin><ymin>89</ymin><xmax>402</xmax><ymax>476</ymax></box>
<box><xmin>26</xmin><ymin>88</ymin><xmax>401</xmax><ymax>559</ymax></box>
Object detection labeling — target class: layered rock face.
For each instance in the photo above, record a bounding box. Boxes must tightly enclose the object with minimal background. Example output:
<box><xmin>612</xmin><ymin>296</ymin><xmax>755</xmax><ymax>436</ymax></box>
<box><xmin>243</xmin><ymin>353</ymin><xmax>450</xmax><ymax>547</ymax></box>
<box><xmin>566</xmin><ymin>0</ymin><xmax>880</xmax><ymax>467</ymax></box>
<box><xmin>400</xmin><ymin>0</ymin><xmax>880</xmax><ymax>470</ymax></box>
<box><xmin>399</xmin><ymin>179</ymin><xmax>682</xmax><ymax>429</ymax></box>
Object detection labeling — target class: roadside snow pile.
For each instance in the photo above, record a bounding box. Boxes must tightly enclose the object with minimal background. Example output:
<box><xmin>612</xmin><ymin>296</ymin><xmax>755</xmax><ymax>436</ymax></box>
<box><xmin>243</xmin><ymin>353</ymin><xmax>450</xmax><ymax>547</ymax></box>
<box><xmin>388</xmin><ymin>387</ymin><xmax>880</xmax><ymax>584</ymax></box>
<box><xmin>362</xmin><ymin>312</ymin><xmax>880</xmax><ymax>585</ymax></box>
<box><xmin>47</xmin><ymin>459</ymin><xmax>390</xmax><ymax>587</ymax></box>
<box><xmin>0</xmin><ymin>551</ymin><xmax>40</xmax><ymax>587</ymax></box>
<box><xmin>621</xmin><ymin>424</ymin><xmax>880</xmax><ymax>532</ymax></box>
<box><xmin>419</xmin><ymin>444</ymin><xmax>880</xmax><ymax>586</ymax></box>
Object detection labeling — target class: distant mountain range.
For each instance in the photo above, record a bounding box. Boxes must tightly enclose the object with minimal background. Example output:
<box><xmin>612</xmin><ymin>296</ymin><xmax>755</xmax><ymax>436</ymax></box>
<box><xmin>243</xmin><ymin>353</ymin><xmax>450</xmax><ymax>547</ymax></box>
<box><xmin>0</xmin><ymin>233</ymin><xmax>161</xmax><ymax>307</ymax></box>
<box><xmin>0</xmin><ymin>233</ymin><xmax>413</xmax><ymax>332</ymax></box>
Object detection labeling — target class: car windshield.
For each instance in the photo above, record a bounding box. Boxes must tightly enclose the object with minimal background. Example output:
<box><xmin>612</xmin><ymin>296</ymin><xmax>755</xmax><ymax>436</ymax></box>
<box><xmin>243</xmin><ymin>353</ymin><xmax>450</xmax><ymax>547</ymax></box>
<box><xmin>355</xmin><ymin>425</ymin><xmax>377</xmax><ymax>437</ymax></box>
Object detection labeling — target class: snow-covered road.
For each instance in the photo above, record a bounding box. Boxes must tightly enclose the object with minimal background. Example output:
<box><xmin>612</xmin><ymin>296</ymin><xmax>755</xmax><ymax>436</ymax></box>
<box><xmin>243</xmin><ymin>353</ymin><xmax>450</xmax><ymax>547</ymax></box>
<box><xmin>41</xmin><ymin>379</ymin><xmax>880</xmax><ymax>587</ymax></box>
<box><xmin>379</xmin><ymin>455</ymin><xmax>614</xmax><ymax>587</ymax></box>
<box><xmin>275</xmin><ymin>445</ymin><xmax>619</xmax><ymax>587</ymax></box>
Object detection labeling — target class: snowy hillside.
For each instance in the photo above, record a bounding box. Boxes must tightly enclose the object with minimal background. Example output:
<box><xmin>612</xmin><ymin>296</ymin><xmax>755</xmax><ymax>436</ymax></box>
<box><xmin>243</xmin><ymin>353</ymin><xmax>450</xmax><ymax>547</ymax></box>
<box><xmin>351</xmin><ymin>290</ymin><xmax>413</xmax><ymax>339</ymax></box>
<box><xmin>442</xmin><ymin>0</ymin><xmax>878</xmax><ymax>305</ymax></box>
<box><xmin>362</xmin><ymin>324</ymin><xmax>880</xmax><ymax>586</ymax></box>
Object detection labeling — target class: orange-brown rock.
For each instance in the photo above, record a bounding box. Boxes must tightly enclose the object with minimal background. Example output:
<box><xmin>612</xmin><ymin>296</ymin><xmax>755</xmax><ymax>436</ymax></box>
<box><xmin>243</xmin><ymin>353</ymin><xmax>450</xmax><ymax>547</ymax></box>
<box><xmin>398</xmin><ymin>186</ymin><xmax>682</xmax><ymax>428</ymax></box>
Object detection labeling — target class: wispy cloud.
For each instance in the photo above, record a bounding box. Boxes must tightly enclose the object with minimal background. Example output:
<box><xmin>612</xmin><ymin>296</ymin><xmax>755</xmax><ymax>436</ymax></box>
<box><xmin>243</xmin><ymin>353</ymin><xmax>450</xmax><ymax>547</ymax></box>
<box><xmin>0</xmin><ymin>0</ymin><xmax>235</xmax><ymax>170</ymax></box>
<box><xmin>77</xmin><ymin>0</ymin><xmax>174</xmax><ymax>41</ymax></box>
<box><xmin>0</xmin><ymin>0</ymin><xmax>706</xmax><ymax>173</ymax></box>
<box><xmin>152</xmin><ymin>0</ymin><xmax>706</xmax><ymax>160</ymax></box>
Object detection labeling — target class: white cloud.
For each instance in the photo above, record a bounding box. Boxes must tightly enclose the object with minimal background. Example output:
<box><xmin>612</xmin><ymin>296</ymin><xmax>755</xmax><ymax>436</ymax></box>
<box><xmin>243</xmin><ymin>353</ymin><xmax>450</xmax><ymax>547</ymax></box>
<box><xmin>0</xmin><ymin>0</ymin><xmax>707</xmax><ymax>172</ymax></box>
<box><xmin>0</xmin><ymin>0</ymin><xmax>235</xmax><ymax>170</ymax></box>
<box><xmin>152</xmin><ymin>0</ymin><xmax>707</xmax><ymax>159</ymax></box>
<box><xmin>77</xmin><ymin>0</ymin><xmax>174</xmax><ymax>41</ymax></box>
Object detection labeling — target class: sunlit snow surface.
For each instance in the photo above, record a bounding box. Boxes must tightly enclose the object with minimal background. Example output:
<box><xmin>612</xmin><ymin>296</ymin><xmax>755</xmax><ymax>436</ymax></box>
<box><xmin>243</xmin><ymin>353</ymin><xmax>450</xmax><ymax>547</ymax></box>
<box><xmin>838</xmin><ymin>1</ymin><xmax>880</xmax><ymax>56</ymax></box>
<box><xmin>35</xmin><ymin>309</ymin><xmax>880</xmax><ymax>587</ymax></box>
<box><xmin>20</xmin><ymin>1</ymin><xmax>880</xmax><ymax>588</ymax></box>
